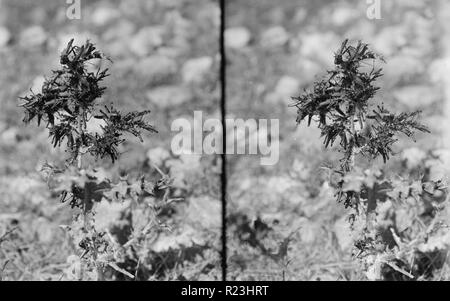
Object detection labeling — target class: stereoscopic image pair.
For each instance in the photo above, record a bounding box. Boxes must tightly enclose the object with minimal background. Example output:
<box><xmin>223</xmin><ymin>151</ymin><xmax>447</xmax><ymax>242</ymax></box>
<box><xmin>0</xmin><ymin>0</ymin><xmax>449</xmax><ymax>282</ymax></box>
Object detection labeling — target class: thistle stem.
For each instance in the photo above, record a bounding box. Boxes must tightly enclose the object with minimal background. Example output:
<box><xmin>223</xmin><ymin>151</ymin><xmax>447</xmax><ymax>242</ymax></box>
<box><xmin>77</xmin><ymin>114</ymin><xmax>83</xmax><ymax>170</ymax></box>
<box><xmin>77</xmin><ymin>108</ymin><xmax>104</xmax><ymax>281</ymax></box>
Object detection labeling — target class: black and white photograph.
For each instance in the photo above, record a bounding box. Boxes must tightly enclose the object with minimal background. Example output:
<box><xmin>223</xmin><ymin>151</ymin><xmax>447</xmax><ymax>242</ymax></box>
<box><xmin>0</xmin><ymin>0</ymin><xmax>450</xmax><ymax>286</ymax></box>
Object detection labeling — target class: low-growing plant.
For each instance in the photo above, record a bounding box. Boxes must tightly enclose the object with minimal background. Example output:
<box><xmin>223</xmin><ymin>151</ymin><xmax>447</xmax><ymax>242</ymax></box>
<box><xmin>292</xmin><ymin>39</ymin><xmax>449</xmax><ymax>280</ymax></box>
<box><xmin>20</xmin><ymin>39</ymin><xmax>176</xmax><ymax>280</ymax></box>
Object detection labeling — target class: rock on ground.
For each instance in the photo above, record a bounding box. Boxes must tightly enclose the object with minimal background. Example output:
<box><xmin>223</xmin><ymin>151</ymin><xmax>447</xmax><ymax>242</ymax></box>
<box><xmin>295</xmin><ymin>58</ymin><xmax>322</xmax><ymax>84</ymax></box>
<box><xmin>383</xmin><ymin>55</ymin><xmax>425</xmax><ymax>86</ymax></box>
<box><xmin>275</xmin><ymin>76</ymin><xmax>299</xmax><ymax>99</ymax></box>
<box><xmin>428</xmin><ymin>58</ymin><xmax>450</xmax><ymax>85</ymax></box>
<box><xmin>181</xmin><ymin>56</ymin><xmax>213</xmax><ymax>84</ymax></box>
<box><xmin>91</xmin><ymin>6</ymin><xmax>120</xmax><ymax>27</ymax></box>
<box><xmin>102</xmin><ymin>20</ymin><xmax>136</xmax><ymax>42</ymax></box>
<box><xmin>20</xmin><ymin>26</ymin><xmax>47</xmax><ymax>48</ymax></box>
<box><xmin>135</xmin><ymin>55</ymin><xmax>177</xmax><ymax>86</ymax></box>
<box><xmin>393</xmin><ymin>85</ymin><xmax>441</xmax><ymax>109</ymax></box>
<box><xmin>299</xmin><ymin>32</ymin><xmax>340</xmax><ymax>67</ymax></box>
<box><xmin>266</xmin><ymin>76</ymin><xmax>300</xmax><ymax>105</ymax></box>
<box><xmin>0</xmin><ymin>127</ymin><xmax>17</xmax><ymax>146</ymax></box>
<box><xmin>225</xmin><ymin>27</ymin><xmax>251</xmax><ymax>49</ymax></box>
<box><xmin>146</xmin><ymin>85</ymin><xmax>192</xmax><ymax>108</ymax></box>
<box><xmin>260</xmin><ymin>26</ymin><xmax>289</xmax><ymax>48</ymax></box>
<box><xmin>128</xmin><ymin>26</ymin><xmax>164</xmax><ymax>58</ymax></box>
<box><xmin>0</xmin><ymin>26</ymin><xmax>11</xmax><ymax>48</ymax></box>
<box><xmin>329</xmin><ymin>7</ymin><xmax>358</xmax><ymax>27</ymax></box>
<box><xmin>372</xmin><ymin>26</ymin><xmax>407</xmax><ymax>57</ymax></box>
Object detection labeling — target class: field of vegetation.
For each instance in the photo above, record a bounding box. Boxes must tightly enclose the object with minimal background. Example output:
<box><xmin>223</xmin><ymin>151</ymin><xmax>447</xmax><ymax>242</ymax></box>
<box><xmin>1</xmin><ymin>0</ymin><xmax>450</xmax><ymax>281</ymax></box>
<box><xmin>225</xmin><ymin>0</ymin><xmax>450</xmax><ymax>280</ymax></box>
<box><xmin>0</xmin><ymin>0</ymin><xmax>221</xmax><ymax>280</ymax></box>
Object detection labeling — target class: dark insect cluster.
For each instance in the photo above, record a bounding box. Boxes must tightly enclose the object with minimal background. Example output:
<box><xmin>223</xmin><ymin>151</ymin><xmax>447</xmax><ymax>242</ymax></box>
<box><xmin>20</xmin><ymin>39</ymin><xmax>156</xmax><ymax>164</ymax></box>
<box><xmin>292</xmin><ymin>39</ymin><xmax>430</xmax><ymax>210</ymax></box>
<box><xmin>292</xmin><ymin>39</ymin><xmax>429</xmax><ymax>174</ymax></box>
<box><xmin>362</xmin><ymin>106</ymin><xmax>429</xmax><ymax>163</ymax></box>
<box><xmin>293</xmin><ymin>39</ymin><xmax>448</xmax><ymax>281</ymax></box>
<box><xmin>89</xmin><ymin>105</ymin><xmax>157</xmax><ymax>162</ymax></box>
<box><xmin>19</xmin><ymin>39</ymin><xmax>167</xmax><ymax>280</ymax></box>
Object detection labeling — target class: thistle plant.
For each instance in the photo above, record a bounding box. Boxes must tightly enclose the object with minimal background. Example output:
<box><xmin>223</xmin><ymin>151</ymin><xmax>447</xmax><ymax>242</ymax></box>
<box><xmin>20</xmin><ymin>40</ymin><xmax>168</xmax><ymax>280</ymax></box>
<box><xmin>293</xmin><ymin>39</ymin><xmax>448</xmax><ymax>280</ymax></box>
<box><xmin>293</xmin><ymin>39</ymin><xmax>429</xmax><ymax>210</ymax></box>
<box><xmin>21</xmin><ymin>39</ymin><xmax>156</xmax><ymax>165</ymax></box>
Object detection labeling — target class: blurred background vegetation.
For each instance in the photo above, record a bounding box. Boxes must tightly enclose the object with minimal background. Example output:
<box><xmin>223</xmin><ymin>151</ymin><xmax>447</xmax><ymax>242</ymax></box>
<box><xmin>225</xmin><ymin>0</ymin><xmax>450</xmax><ymax>280</ymax></box>
<box><xmin>1</xmin><ymin>0</ymin><xmax>450</xmax><ymax>281</ymax></box>
<box><xmin>0</xmin><ymin>0</ymin><xmax>221</xmax><ymax>280</ymax></box>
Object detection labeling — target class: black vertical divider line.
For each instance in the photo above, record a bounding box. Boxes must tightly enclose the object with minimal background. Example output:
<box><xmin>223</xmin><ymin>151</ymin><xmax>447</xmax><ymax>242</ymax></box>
<box><xmin>219</xmin><ymin>0</ymin><xmax>228</xmax><ymax>281</ymax></box>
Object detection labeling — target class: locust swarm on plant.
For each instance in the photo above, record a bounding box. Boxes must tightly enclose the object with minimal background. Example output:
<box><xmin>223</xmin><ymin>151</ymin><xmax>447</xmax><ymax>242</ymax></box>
<box><xmin>20</xmin><ymin>39</ymin><xmax>175</xmax><ymax>280</ymax></box>
<box><xmin>292</xmin><ymin>39</ymin><xmax>448</xmax><ymax>280</ymax></box>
